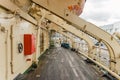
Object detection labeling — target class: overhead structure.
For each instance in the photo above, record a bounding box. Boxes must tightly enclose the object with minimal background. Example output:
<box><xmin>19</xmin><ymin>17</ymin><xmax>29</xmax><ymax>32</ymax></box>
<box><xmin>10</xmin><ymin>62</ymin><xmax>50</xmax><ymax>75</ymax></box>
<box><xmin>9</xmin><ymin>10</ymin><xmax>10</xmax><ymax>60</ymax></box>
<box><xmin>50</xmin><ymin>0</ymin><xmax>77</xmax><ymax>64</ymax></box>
<box><xmin>48</xmin><ymin>22</ymin><xmax>94</xmax><ymax>55</ymax></box>
<box><xmin>32</xmin><ymin>0</ymin><xmax>120</xmax><ymax>78</ymax></box>
<box><xmin>48</xmin><ymin>23</ymin><xmax>75</xmax><ymax>47</ymax></box>
<box><xmin>49</xmin><ymin>24</ymin><xmax>74</xmax><ymax>46</ymax></box>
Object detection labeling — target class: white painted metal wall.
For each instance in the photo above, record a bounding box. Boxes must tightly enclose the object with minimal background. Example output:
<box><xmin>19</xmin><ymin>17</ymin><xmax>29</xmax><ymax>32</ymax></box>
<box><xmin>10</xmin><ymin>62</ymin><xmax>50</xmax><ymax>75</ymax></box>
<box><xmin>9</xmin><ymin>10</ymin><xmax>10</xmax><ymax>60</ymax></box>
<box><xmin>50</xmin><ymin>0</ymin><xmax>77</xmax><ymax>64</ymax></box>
<box><xmin>0</xmin><ymin>8</ymin><xmax>50</xmax><ymax>80</ymax></box>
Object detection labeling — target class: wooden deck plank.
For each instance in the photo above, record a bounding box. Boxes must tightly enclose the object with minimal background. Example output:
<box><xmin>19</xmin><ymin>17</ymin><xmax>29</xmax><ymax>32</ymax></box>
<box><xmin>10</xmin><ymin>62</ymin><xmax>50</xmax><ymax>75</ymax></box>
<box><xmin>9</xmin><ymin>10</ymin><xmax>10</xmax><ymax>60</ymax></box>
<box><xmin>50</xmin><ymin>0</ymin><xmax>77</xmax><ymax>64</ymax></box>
<box><xmin>24</xmin><ymin>47</ymin><xmax>105</xmax><ymax>80</ymax></box>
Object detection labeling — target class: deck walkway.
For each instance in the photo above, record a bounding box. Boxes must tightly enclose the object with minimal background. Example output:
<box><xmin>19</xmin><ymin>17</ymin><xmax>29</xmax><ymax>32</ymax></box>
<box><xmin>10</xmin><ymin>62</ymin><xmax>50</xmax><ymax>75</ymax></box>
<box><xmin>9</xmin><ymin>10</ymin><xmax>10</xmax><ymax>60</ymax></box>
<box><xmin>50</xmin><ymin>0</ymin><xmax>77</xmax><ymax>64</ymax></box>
<box><xmin>24</xmin><ymin>47</ymin><xmax>105</xmax><ymax>80</ymax></box>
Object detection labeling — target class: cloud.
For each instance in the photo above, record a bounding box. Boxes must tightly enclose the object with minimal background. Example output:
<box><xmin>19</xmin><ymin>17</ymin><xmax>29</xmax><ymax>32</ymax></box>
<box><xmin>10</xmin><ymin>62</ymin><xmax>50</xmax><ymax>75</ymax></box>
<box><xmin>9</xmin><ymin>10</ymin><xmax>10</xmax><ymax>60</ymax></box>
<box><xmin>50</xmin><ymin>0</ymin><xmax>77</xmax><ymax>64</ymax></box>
<box><xmin>83</xmin><ymin>12</ymin><xmax>111</xmax><ymax>22</ymax></box>
<box><xmin>89</xmin><ymin>0</ymin><xmax>109</xmax><ymax>7</ymax></box>
<box><xmin>80</xmin><ymin>0</ymin><xmax>120</xmax><ymax>26</ymax></box>
<box><xmin>89</xmin><ymin>0</ymin><xmax>109</xmax><ymax>3</ymax></box>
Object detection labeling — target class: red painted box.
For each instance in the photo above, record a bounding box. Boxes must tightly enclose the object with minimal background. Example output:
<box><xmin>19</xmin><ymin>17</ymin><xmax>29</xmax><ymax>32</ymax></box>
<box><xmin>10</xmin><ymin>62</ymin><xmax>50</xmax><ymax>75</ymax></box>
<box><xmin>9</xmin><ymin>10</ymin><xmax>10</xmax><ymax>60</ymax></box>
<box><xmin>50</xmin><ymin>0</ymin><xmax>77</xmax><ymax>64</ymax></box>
<box><xmin>24</xmin><ymin>34</ymin><xmax>35</xmax><ymax>55</ymax></box>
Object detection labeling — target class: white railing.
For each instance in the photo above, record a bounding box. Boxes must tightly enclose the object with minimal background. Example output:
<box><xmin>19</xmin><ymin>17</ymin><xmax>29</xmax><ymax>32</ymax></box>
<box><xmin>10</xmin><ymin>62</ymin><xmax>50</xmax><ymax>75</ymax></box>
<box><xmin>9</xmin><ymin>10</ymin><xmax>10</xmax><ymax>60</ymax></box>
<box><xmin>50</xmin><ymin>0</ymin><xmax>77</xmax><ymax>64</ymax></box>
<box><xmin>77</xmin><ymin>43</ymin><xmax>110</xmax><ymax>68</ymax></box>
<box><xmin>94</xmin><ymin>46</ymin><xmax>110</xmax><ymax>68</ymax></box>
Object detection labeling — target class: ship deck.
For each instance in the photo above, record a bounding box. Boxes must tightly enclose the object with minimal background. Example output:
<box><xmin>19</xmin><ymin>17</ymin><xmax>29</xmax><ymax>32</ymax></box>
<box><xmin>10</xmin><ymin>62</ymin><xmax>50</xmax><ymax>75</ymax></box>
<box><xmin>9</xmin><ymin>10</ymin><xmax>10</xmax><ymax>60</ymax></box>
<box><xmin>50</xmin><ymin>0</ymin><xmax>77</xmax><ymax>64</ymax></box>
<box><xmin>24</xmin><ymin>47</ymin><xmax>107</xmax><ymax>80</ymax></box>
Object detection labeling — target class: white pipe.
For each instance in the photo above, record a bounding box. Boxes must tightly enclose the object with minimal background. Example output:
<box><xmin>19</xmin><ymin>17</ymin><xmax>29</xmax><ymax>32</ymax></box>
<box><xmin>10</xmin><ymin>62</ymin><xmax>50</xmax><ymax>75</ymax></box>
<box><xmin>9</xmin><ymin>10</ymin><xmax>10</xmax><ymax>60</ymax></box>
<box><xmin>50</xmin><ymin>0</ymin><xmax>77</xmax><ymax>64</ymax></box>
<box><xmin>5</xmin><ymin>30</ymin><xmax>8</xmax><ymax>80</ymax></box>
<box><xmin>35</xmin><ymin>10</ymin><xmax>46</xmax><ymax>62</ymax></box>
<box><xmin>10</xmin><ymin>25</ymin><xmax>14</xmax><ymax>74</ymax></box>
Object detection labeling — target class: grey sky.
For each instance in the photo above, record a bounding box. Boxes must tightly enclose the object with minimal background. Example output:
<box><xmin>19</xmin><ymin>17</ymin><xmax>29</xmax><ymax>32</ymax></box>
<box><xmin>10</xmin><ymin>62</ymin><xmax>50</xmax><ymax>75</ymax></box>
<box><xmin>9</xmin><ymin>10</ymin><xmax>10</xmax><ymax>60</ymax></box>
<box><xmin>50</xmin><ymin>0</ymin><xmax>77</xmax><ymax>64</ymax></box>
<box><xmin>80</xmin><ymin>0</ymin><xmax>120</xmax><ymax>26</ymax></box>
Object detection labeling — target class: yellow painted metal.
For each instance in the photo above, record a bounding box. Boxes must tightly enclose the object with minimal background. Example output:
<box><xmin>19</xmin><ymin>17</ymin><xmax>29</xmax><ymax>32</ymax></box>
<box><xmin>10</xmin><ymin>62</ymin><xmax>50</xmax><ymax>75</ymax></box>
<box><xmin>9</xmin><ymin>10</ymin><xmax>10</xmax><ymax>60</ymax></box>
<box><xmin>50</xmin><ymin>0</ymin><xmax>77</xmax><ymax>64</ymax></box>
<box><xmin>0</xmin><ymin>0</ymin><xmax>119</xmax><ymax>79</ymax></box>
<box><xmin>79</xmin><ymin>51</ymin><xmax>120</xmax><ymax>80</ymax></box>
<box><xmin>32</xmin><ymin>0</ymin><xmax>120</xmax><ymax>75</ymax></box>
<box><xmin>0</xmin><ymin>1</ymin><xmax>50</xmax><ymax>80</ymax></box>
<box><xmin>37</xmin><ymin>9</ymin><xmax>95</xmax><ymax>57</ymax></box>
<box><xmin>113</xmin><ymin>32</ymin><xmax>120</xmax><ymax>39</ymax></box>
<box><xmin>48</xmin><ymin>23</ymin><xmax>75</xmax><ymax>48</ymax></box>
<box><xmin>32</xmin><ymin>0</ymin><xmax>84</xmax><ymax>16</ymax></box>
<box><xmin>58</xmin><ymin>32</ymin><xmax>74</xmax><ymax>48</ymax></box>
<box><xmin>0</xmin><ymin>0</ymin><xmax>37</xmax><ymax>25</ymax></box>
<box><xmin>0</xmin><ymin>25</ymin><xmax>9</xmax><ymax>80</ymax></box>
<box><xmin>5</xmin><ymin>30</ymin><xmax>9</xmax><ymax>80</ymax></box>
<box><xmin>10</xmin><ymin>25</ymin><xmax>14</xmax><ymax>74</ymax></box>
<box><xmin>35</xmin><ymin>10</ymin><xmax>46</xmax><ymax>63</ymax></box>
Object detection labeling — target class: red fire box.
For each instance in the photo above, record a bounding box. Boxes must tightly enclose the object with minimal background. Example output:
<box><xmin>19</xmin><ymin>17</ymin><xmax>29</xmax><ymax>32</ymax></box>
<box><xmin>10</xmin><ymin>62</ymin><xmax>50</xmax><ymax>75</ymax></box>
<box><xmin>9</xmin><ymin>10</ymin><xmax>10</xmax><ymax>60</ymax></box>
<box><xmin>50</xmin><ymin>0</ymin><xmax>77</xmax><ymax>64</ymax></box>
<box><xmin>24</xmin><ymin>34</ymin><xmax>35</xmax><ymax>55</ymax></box>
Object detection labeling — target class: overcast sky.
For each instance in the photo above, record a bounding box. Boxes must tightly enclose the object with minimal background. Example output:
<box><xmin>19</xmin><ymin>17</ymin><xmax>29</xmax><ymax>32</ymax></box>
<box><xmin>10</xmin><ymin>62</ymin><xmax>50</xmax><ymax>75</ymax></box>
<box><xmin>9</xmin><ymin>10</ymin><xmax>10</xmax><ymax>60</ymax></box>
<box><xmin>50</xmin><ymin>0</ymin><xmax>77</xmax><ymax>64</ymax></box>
<box><xmin>80</xmin><ymin>0</ymin><xmax>120</xmax><ymax>26</ymax></box>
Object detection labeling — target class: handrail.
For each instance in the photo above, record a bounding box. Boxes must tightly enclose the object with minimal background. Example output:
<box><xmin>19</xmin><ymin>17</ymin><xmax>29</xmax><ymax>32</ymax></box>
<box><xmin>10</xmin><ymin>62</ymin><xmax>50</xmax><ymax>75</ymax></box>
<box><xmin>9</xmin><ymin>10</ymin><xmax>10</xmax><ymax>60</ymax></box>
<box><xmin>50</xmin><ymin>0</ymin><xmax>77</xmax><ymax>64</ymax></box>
<box><xmin>78</xmin><ymin>51</ymin><xmax>120</xmax><ymax>80</ymax></box>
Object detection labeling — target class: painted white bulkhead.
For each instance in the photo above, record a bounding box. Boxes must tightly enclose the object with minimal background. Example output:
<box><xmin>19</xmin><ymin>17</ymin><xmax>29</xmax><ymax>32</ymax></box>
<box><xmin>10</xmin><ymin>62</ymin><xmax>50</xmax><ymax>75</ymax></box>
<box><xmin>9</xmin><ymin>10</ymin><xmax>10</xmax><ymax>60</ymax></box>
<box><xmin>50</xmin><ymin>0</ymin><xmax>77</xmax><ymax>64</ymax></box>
<box><xmin>0</xmin><ymin>7</ymin><xmax>50</xmax><ymax>80</ymax></box>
